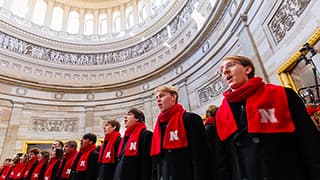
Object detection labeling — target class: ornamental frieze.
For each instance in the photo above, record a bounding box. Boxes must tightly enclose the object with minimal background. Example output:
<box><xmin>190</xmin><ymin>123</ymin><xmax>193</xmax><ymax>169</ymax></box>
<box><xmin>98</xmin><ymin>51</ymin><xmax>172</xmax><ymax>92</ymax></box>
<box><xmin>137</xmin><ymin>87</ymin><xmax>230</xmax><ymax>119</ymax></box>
<box><xmin>198</xmin><ymin>77</ymin><xmax>228</xmax><ymax>104</ymax></box>
<box><xmin>268</xmin><ymin>0</ymin><xmax>311</xmax><ymax>44</ymax></box>
<box><xmin>31</xmin><ymin>118</ymin><xmax>77</xmax><ymax>132</ymax></box>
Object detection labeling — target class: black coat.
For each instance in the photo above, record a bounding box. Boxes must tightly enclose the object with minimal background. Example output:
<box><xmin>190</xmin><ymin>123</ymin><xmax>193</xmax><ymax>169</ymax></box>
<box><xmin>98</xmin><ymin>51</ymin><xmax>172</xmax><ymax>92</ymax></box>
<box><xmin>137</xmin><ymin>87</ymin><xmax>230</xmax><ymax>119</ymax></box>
<box><xmin>114</xmin><ymin>129</ymin><xmax>153</xmax><ymax>180</ymax></box>
<box><xmin>152</xmin><ymin>112</ymin><xmax>215</xmax><ymax>180</ymax></box>
<box><xmin>69</xmin><ymin>150</ymin><xmax>99</xmax><ymax>180</ymax></box>
<box><xmin>97</xmin><ymin>136</ymin><xmax>121</xmax><ymax>180</ymax></box>
<box><xmin>215</xmin><ymin>87</ymin><xmax>320</xmax><ymax>180</ymax></box>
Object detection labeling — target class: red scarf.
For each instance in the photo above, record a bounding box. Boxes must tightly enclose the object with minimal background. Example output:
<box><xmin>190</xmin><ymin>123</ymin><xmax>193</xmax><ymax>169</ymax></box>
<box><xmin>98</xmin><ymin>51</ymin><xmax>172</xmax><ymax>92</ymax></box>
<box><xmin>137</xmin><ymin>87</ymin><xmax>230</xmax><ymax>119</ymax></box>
<box><xmin>30</xmin><ymin>158</ymin><xmax>47</xmax><ymax>180</ymax></box>
<box><xmin>118</xmin><ymin>122</ymin><xmax>146</xmax><ymax>156</ymax></box>
<box><xmin>23</xmin><ymin>156</ymin><xmax>38</xmax><ymax>178</ymax></box>
<box><xmin>11</xmin><ymin>162</ymin><xmax>27</xmax><ymax>179</ymax></box>
<box><xmin>150</xmin><ymin>103</ymin><xmax>188</xmax><ymax>156</ymax></box>
<box><xmin>216</xmin><ymin>77</ymin><xmax>295</xmax><ymax>141</ymax></box>
<box><xmin>204</xmin><ymin>116</ymin><xmax>215</xmax><ymax>126</ymax></box>
<box><xmin>0</xmin><ymin>165</ymin><xmax>11</xmax><ymax>180</ymax></box>
<box><xmin>99</xmin><ymin>131</ymin><xmax>121</xmax><ymax>163</ymax></box>
<box><xmin>43</xmin><ymin>157</ymin><xmax>59</xmax><ymax>180</ymax></box>
<box><xmin>59</xmin><ymin>149</ymin><xmax>78</xmax><ymax>179</ymax></box>
<box><xmin>12</xmin><ymin>163</ymin><xmax>27</xmax><ymax>180</ymax></box>
<box><xmin>76</xmin><ymin>144</ymin><xmax>97</xmax><ymax>171</ymax></box>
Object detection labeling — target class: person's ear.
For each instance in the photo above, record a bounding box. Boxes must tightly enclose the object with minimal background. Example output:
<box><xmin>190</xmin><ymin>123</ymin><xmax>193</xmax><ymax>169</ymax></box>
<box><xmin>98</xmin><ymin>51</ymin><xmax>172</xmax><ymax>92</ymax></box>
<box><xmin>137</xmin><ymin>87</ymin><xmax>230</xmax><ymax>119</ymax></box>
<box><xmin>244</xmin><ymin>66</ymin><xmax>252</xmax><ymax>76</ymax></box>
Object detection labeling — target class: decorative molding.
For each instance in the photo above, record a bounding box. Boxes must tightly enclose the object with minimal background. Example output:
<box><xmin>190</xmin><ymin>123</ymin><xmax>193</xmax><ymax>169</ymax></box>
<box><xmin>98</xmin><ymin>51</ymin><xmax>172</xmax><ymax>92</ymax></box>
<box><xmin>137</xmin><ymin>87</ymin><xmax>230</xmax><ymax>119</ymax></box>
<box><xmin>267</xmin><ymin>0</ymin><xmax>311</xmax><ymax>44</ymax></box>
<box><xmin>31</xmin><ymin>118</ymin><xmax>77</xmax><ymax>132</ymax></box>
<box><xmin>197</xmin><ymin>77</ymin><xmax>228</xmax><ymax>104</ymax></box>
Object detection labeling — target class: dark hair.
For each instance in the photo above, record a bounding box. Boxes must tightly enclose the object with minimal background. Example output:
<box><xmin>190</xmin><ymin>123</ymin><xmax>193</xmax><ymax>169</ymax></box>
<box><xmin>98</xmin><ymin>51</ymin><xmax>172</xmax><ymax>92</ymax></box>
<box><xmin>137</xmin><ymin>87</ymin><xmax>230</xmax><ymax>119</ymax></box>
<box><xmin>54</xmin><ymin>148</ymin><xmax>64</xmax><ymax>160</ymax></box>
<box><xmin>106</xmin><ymin>119</ymin><xmax>121</xmax><ymax>131</ymax></box>
<box><xmin>128</xmin><ymin>108</ymin><xmax>145</xmax><ymax>123</ymax></box>
<box><xmin>55</xmin><ymin>140</ymin><xmax>64</xmax><ymax>149</ymax></box>
<box><xmin>29</xmin><ymin>147</ymin><xmax>40</xmax><ymax>155</ymax></box>
<box><xmin>41</xmin><ymin>150</ymin><xmax>50</xmax><ymax>160</ymax></box>
<box><xmin>222</xmin><ymin>55</ymin><xmax>255</xmax><ymax>78</ymax></box>
<box><xmin>64</xmin><ymin>140</ymin><xmax>78</xmax><ymax>149</ymax></box>
<box><xmin>82</xmin><ymin>133</ymin><xmax>97</xmax><ymax>144</ymax></box>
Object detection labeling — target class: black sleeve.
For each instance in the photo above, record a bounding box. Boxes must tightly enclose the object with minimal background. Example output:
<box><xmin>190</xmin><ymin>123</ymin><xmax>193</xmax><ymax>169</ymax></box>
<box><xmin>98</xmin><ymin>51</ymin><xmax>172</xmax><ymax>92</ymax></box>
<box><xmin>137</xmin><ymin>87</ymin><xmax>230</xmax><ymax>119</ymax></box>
<box><xmin>285</xmin><ymin>88</ymin><xmax>320</xmax><ymax>179</ymax></box>
<box><xmin>140</xmin><ymin>130</ymin><xmax>153</xmax><ymax>180</ymax></box>
<box><xmin>51</xmin><ymin>160</ymin><xmax>61</xmax><ymax>180</ymax></box>
<box><xmin>214</xmin><ymin>129</ymin><xmax>231</xmax><ymax>180</ymax></box>
<box><xmin>184</xmin><ymin>112</ymin><xmax>215</xmax><ymax>180</ymax></box>
<box><xmin>86</xmin><ymin>151</ymin><xmax>99</xmax><ymax>180</ymax></box>
<box><xmin>39</xmin><ymin>162</ymin><xmax>48</xmax><ymax>180</ymax></box>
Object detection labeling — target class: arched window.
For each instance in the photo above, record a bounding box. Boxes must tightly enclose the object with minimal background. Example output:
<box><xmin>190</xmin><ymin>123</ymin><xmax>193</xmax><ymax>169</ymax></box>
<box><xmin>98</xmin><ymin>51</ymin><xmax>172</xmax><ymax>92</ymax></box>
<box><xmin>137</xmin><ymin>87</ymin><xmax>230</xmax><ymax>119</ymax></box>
<box><xmin>98</xmin><ymin>13</ymin><xmax>108</xmax><ymax>34</ymax></box>
<box><xmin>68</xmin><ymin>10</ymin><xmax>79</xmax><ymax>34</ymax></box>
<box><xmin>11</xmin><ymin>0</ymin><xmax>28</xmax><ymax>17</ymax></box>
<box><xmin>126</xmin><ymin>6</ymin><xmax>134</xmax><ymax>28</ymax></box>
<box><xmin>32</xmin><ymin>0</ymin><xmax>46</xmax><ymax>25</ymax></box>
<box><xmin>84</xmin><ymin>13</ymin><xmax>93</xmax><ymax>35</ymax></box>
<box><xmin>50</xmin><ymin>6</ymin><xmax>63</xmax><ymax>31</ymax></box>
<box><xmin>112</xmin><ymin>10</ymin><xmax>120</xmax><ymax>32</ymax></box>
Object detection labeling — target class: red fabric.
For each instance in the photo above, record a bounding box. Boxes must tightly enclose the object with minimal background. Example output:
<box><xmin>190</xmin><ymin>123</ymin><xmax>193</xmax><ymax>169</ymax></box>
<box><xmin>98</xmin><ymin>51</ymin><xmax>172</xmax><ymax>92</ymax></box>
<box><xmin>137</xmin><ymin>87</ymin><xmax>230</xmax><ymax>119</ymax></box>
<box><xmin>118</xmin><ymin>122</ymin><xmax>146</xmax><ymax>156</ymax></box>
<box><xmin>99</xmin><ymin>131</ymin><xmax>121</xmax><ymax>163</ymax></box>
<box><xmin>204</xmin><ymin>116</ymin><xmax>215</xmax><ymax>126</ymax></box>
<box><xmin>151</xmin><ymin>103</ymin><xmax>188</xmax><ymax>156</ymax></box>
<box><xmin>43</xmin><ymin>157</ymin><xmax>58</xmax><ymax>180</ymax></box>
<box><xmin>306</xmin><ymin>106</ymin><xmax>320</xmax><ymax>116</ymax></box>
<box><xmin>23</xmin><ymin>156</ymin><xmax>38</xmax><ymax>178</ymax></box>
<box><xmin>0</xmin><ymin>165</ymin><xmax>11</xmax><ymax>180</ymax></box>
<box><xmin>11</xmin><ymin>162</ymin><xmax>27</xmax><ymax>180</ymax></box>
<box><xmin>59</xmin><ymin>149</ymin><xmax>78</xmax><ymax>179</ymax></box>
<box><xmin>30</xmin><ymin>158</ymin><xmax>47</xmax><ymax>180</ymax></box>
<box><xmin>76</xmin><ymin>144</ymin><xmax>97</xmax><ymax>171</ymax></box>
<box><xmin>216</xmin><ymin>77</ymin><xmax>295</xmax><ymax>141</ymax></box>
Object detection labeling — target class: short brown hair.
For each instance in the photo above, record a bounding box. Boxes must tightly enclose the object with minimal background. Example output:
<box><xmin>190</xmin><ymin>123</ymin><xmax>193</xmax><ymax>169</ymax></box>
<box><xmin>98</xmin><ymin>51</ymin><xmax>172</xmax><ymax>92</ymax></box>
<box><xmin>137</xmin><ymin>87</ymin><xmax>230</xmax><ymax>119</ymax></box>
<box><xmin>64</xmin><ymin>140</ymin><xmax>77</xmax><ymax>149</ymax></box>
<box><xmin>222</xmin><ymin>55</ymin><xmax>255</xmax><ymax>78</ymax></box>
<box><xmin>28</xmin><ymin>148</ymin><xmax>40</xmax><ymax>155</ymax></box>
<box><xmin>106</xmin><ymin>120</ymin><xmax>121</xmax><ymax>131</ymax></box>
<box><xmin>128</xmin><ymin>108</ymin><xmax>145</xmax><ymax>123</ymax></box>
<box><xmin>155</xmin><ymin>85</ymin><xmax>179</xmax><ymax>103</ymax></box>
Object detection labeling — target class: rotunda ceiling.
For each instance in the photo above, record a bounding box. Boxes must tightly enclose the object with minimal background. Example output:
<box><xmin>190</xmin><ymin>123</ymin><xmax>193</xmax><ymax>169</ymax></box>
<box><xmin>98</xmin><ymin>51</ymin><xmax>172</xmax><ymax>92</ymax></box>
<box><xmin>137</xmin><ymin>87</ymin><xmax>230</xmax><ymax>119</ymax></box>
<box><xmin>0</xmin><ymin>0</ymin><xmax>223</xmax><ymax>91</ymax></box>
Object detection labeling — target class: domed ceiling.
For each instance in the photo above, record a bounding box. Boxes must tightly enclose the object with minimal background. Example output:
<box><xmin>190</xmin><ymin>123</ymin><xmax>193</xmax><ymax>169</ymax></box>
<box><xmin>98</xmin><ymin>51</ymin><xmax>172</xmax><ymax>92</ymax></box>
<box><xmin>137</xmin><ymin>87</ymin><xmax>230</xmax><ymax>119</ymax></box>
<box><xmin>0</xmin><ymin>0</ymin><xmax>222</xmax><ymax>91</ymax></box>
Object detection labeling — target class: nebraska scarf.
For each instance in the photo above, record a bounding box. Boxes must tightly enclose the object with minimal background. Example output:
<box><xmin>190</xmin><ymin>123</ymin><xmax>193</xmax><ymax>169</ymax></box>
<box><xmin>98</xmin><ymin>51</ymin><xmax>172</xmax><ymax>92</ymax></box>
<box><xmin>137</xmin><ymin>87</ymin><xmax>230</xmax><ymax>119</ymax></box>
<box><xmin>11</xmin><ymin>162</ymin><xmax>27</xmax><ymax>179</ymax></box>
<box><xmin>23</xmin><ymin>156</ymin><xmax>38</xmax><ymax>178</ymax></box>
<box><xmin>205</xmin><ymin>116</ymin><xmax>215</xmax><ymax>126</ymax></box>
<box><xmin>43</xmin><ymin>157</ymin><xmax>59</xmax><ymax>180</ymax></box>
<box><xmin>76</xmin><ymin>144</ymin><xmax>97</xmax><ymax>171</ymax></box>
<box><xmin>150</xmin><ymin>103</ymin><xmax>187</xmax><ymax>156</ymax></box>
<box><xmin>31</xmin><ymin>158</ymin><xmax>47</xmax><ymax>180</ymax></box>
<box><xmin>0</xmin><ymin>165</ymin><xmax>11</xmax><ymax>180</ymax></box>
<box><xmin>118</xmin><ymin>122</ymin><xmax>146</xmax><ymax>156</ymax></box>
<box><xmin>59</xmin><ymin>149</ymin><xmax>78</xmax><ymax>179</ymax></box>
<box><xmin>216</xmin><ymin>77</ymin><xmax>295</xmax><ymax>141</ymax></box>
<box><xmin>99</xmin><ymin>131</ymin><xmax>121</xmax><ymax>163</ymax></box>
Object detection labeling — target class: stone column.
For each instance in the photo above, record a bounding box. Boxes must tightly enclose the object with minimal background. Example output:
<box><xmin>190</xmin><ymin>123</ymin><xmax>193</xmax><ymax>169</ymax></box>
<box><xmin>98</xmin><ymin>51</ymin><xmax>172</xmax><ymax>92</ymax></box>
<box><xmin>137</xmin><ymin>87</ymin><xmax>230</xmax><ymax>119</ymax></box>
<box><xmin>84</xmin><ymin>106</ymin><xmax>95</xmax><ymax>133</ymax></box>
<box><xmin>44</xmin><ymin>0</ymin><xmax>55</xmax><ymax>27</ymax></box>
<box><xmin>143</xmin><ymin>95</ymin><xmax>154</xmax><ymax>130</ymax></box>
<box><xmin>93</xmin><ymin>9</ymin><xmax>99</xmax><ymax>34</ymax></box>
<box><xmin>62</xmin><ymin>5</ymin><xmax>70</xmax><ymax>32</ymax></box>
<box><xmin>176</xmin><ymin>79</ymin><xmax>191</xmax><ymax>111</ymax></box>
<box><xmin>78</xmin><ymin>8</ymin><xmax>85</xmax><ymax>34</ymax></box>
<box><xmin>237</xmin><ymin>14</ymin><xmax>270</xmax><ymax>83</ymax></box>
<box><xmin>120</xmin><ymin>4</ymin><xmax>126</xmax><ymax>30</ymax></box>
<box><xmin>107</xmin><ymin>8</ymin><xmax>112</xmax><ymax>33</ymax></box>
<box><xmin>133</xmin><ymin>0</ymin><xmax>139</xmax><ymax>24</ymax></box>
<box><xmin>1</xmin><ymin>102</ymin><xmax>24</xmax><ymax>160</ymax></box>
<box><xmin>26</xmin><ymin>0</ymin><xmax>37</xmax><ymax>19</ymax></box>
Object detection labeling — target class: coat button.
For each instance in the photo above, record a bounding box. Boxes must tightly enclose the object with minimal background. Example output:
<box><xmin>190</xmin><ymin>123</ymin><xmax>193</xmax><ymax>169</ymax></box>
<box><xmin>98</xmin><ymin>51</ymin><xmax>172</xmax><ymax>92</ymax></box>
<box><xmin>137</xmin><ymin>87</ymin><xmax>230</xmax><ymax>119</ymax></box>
<box><xmin>252</xmin><ymin>137</ymin><xmax>260</xmax><ymax>143</ymax></box>
<box><xmin>235</xmin><ymin>141</ymin><xmax>241</xmax><ymax>147</ymax></box>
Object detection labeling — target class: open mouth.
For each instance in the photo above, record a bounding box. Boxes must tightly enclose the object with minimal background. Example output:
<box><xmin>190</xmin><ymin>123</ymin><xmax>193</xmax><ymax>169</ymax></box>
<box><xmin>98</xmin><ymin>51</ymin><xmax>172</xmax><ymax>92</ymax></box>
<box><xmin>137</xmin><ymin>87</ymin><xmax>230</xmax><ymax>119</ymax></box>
<box><xmin>226</xmin><ymin>75</ymin><xmax>232</xmax><ymax>81</ymax></box>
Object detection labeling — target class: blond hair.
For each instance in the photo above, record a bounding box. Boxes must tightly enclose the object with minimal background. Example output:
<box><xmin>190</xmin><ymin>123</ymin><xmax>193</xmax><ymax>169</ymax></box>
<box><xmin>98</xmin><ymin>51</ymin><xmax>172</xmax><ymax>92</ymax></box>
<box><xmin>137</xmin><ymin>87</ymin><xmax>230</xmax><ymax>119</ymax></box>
<box><xmin>155</xmin><ymin>85</ymin><xmax>179</xmax><ymax>103</ymax></box>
